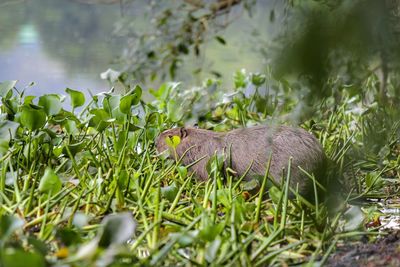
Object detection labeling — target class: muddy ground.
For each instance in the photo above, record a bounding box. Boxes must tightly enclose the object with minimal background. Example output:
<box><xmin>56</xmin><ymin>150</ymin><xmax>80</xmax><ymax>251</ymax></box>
<box><xmin>326</xmin><ymin>231</ymin><xmax>400</xmax><ymax>267</ymax></box>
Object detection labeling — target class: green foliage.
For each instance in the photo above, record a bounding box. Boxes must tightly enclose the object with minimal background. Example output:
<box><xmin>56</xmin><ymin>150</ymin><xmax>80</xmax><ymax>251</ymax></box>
<box><xmin>19</xmin><ymin>105</ymin><xmax>46</xmax><ymax>131</ymax></box>
<box><xmin>38</xmin><ymin>167</ymin><xmax>62</xmax><ymax>195</ymax></box>
<box><xmin>38</xmin><ymin>94</ymin><xmax>62</xmax><ymax>116</ymax></box>
<box><xmin>98</xmin><ymin>213</ymin><xmax>136</xmax><ymax>247</ymax></box>
<box><xmin>2</xmin><ymin>249</ymin><xmax>46</xmax><ymax>267</ymax></box>
<box><xmin>165</xmin><ymin>135</ymin><xmax>180</xmax><ymax>149</ymax></box>
<box><xmin>0</xmin><ymin>74</ymin><xmax>398</xmax><ymax>266</ymax></box>
<box><xmin>0</xmin><ymin>80</ymin><xmax>16</xmax><ymax>98</ymax></box>
<box><xmin>66</xmin><ymin>88</ymin><xmax>85</xmax><ymax>109</ymax></box>
<box><xmin>120</xmin><ymin>85</ymin><xmax>141</xmax><ymax>114</ymax></box>
<box><xmin>0</xmin><ymin>215</ymin><xmax>24</xmax><ymax>245</ymax></box>
<box><xmin>115</xmin><ymin>0</ymin><xmax>256</xmax><ymax>81</ymax></box>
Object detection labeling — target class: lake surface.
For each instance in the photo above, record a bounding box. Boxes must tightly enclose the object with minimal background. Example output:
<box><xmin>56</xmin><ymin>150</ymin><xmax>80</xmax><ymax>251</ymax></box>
<box><xmin>0</xmin><ymin>0</ymin><xmax>275</xmax><ymax>96</ymax></box>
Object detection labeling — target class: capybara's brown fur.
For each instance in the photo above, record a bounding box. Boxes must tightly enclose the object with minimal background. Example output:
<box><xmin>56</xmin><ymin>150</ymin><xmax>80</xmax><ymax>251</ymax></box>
<box><xmin>156</xmin><ymin>125</ymin><xmax>327</xmax><ymax>196</ymax></box>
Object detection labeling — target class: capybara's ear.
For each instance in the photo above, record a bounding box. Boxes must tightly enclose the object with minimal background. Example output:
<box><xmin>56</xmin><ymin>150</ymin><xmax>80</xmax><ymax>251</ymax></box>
<box><xmin>180</xmin><ymin>127</ymin><xmax>188</xmax><ymax>138</ymax></box>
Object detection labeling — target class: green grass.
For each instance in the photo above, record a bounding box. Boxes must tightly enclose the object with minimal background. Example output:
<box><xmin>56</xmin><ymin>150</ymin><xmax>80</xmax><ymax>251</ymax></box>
<box><xmin>0</xmin><ymin>72</ymin><xmax>398</xmax><ymax>266</ymax></box>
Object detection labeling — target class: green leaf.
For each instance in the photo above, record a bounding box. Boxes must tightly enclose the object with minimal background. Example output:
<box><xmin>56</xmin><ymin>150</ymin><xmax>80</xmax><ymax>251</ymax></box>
<box><xmin>177</xmin><ymin>166</ymin><xmax>187</xmax><ymax>178</ymax></box>
<box><xmin>103</xmin><ymin>95</ymin><xmax>126</xmax><ymax>123</ymax></box>
<box><xmin>251</xmin><ymin>73</ymin><xmax>266</xmax><ymax>86</ymax></box>
<box><xmin>269</xmin><ymin>186</ymin><xmax>282</xmax><ymax>205</ymax></box>
<box><xmin>19</xmin><ymin>105</ymin><xmax>47</xmax><ymax>131</ymax></box>
<box><xmin>0</xmin><ymin>120</ymin><xmax>19</xmax><ymax>156</ymax></box>
<box><xmin>103</xmin><ymin>95</ymin><xmax>120</xmax><ymax>114</ymax></box>
<box><xmin>98</xmin><ymin>212</ymin><xmax>136</xmax><ymax>248</ymax></box>
<box><xmin>234</xmin><ymin>69</ymin><xmax>247</xmax><ymax>89</ymax></box>
<box><xmin>89</xmin><ymin>108</ymin><xmax>110</xmax><ymax>132</ymax></box>
<box><xmin>206</xmin><ymin>153</ymin><xmax>225</xmax><ymax>175</ymax></box>
<box><xmin>62</xmin><ymin>140</ymin><xmax>86</xmax><ymax>156</ymax></box>
<box><xmin>0</xmin><ymin>120</ymin><xmax>19</xmax><ymax>141</ymax></box>
<box><xmin>23</xmin><ymin>96</ymin><xmax>36</xmax><ymax>105</ymax></box>
<box><xmin>175</xmin><ymin>230</ymin><xmax>198</xmax><ymax>247</ymax></box>
<box><xmin>65</xmin><ymin>88</ymin><xmax>85</xmax><ymax>109</ymax></box>
<box><xmin>150</xmin><ymin>82</ymin><xmax>179</xmax><ymax>100</ymax></box>
<box><xmin>120</xmin><ymin>85</ymin><xmax>142</xmax><ymax>114</ymax></box>
<box><xmin>0</xmin><ymin>215</ymin><xmax>24</xmax><ymax>244</ymax></box>
<box><xmin>2</xmin><ymin>98</ymin><xmax>19</xmax><ymax>116</ymax></box>
<box><xmin>205</xmin><ymin>237</ymin><xmax>222</xmax><ymax>263</ymax></box>
<box><xmin>177</xmin><ymin>43</ymin><xmax>189</xmax><ymax>54</ymax></box>
<box><xmin>55</xmin><ymin>228</ymin><xmax>83</xmax><ymax>246</ymax></box>
<box><xmin>167</xmin><ymin>99</ymin><xmax>183</xmax><ymax>122</ymax></box>
<box><xmin>241</xmin><ymin>179</ymin><xmax>260</xmax><ymax>191</ymax></box>
<box><xmin>199</xmin><ymin>223</ymin><xmax>224</xmax><ymax>242</ymax></box>
<box><xmin>343</xmin><ymin>206</ymin><xmax>364</xmax><ymax>231</ymax></box>
<box><xmin>208</xmin><ymin>189</ymin><xmax>230</xmax><ymax>208</ymax></box>
<box><xmin>38</xmin><ymin>167</ymin><xmax>62</xmax><ymax>195</ymax></box>
<box><xmin>2</xmin><ymin>249</ymin><xmax>46</xmax><ymax>267</ymax></box>
<box><xmin>0</xmin><ymin>139</ymin><xmax>9</xmax><ymax>156</ymax></box>
<box><xmin>0</xmin><ymin>80</ymin><xmax>17</xmax><ymax>98</ymax></box>
<box><xmin>38</xmin><ymin>94</ymin><xmax>62</xmax><ymax>116</ymax></box>
<box><xmin>131</xmin><ymin>85</ymin><xmax>142</xmax><ymax>103</ymax></box>
<box><xmin>27</xmin><ymin>236</ymin><xmax>48</xmax><ymax>256</ymax></box>
<box><xmin>161</xmin><ymin>184</ymin><xmax>179</xmax><ymax>202</ymax></box>
<box><xmin>365</xmin><ymin>172</ymin><xmax>383</xmax><ymax>189</ymax></box>
<box><xmin>120</xmin><ymin>95</ymin><xmax>134</xmax><ymax>114</ymax></box>
<box><xmin>215</xmin><ymin>35</ymin><xmax>226</xmax><ymax>45</ymax></box>
<box><xmin>165</xmin><ymin>135</ymin><xmax>180</xmax><ymax>149</ymax></box>
<box><xmin>64</xmin><ymin>120</ymin><xmax>78</xmax><ymax>135</ymax></box>
<box><xmin>116</xmin><ymin>131</ymin><xmax>127</xmax><ymax>152</ymax></box>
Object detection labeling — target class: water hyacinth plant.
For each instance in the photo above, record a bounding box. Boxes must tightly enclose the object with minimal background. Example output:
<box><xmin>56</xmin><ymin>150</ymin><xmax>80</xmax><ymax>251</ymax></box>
<box><xmin>0</xmin><ymin>71</ymin><xmax>399</xmax><ymax>266</ymax></box>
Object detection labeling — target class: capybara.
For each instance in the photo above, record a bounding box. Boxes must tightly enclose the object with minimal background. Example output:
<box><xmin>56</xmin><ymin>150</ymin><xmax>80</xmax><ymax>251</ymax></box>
<box><xmin>156</xmin><ymin>125</ymin><xmax>327</xmax><ymax>196</ymax></box>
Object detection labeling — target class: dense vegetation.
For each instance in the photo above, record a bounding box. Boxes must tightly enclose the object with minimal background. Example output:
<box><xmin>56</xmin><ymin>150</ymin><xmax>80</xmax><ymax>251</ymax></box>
<box><xmin>0</xmin><ymin>69</ymin><xmax>398</xmax><ymax>266</ymax></box>
<box><xmin>2</xmin><ymin>0</ymin><xmax>400</xmax><ymax>266</ymax></box>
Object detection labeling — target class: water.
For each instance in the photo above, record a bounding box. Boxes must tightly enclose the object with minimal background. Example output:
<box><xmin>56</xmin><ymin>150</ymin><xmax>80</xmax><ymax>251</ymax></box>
<box><xmin>0</xmin><ymin>0</ymin><xmax>276</xmax><ymax>96</ymax></box>
<box><xmin>0</xmin><ymin>0</ymin><xmax>123</xmax><ymax>95</ymax></box>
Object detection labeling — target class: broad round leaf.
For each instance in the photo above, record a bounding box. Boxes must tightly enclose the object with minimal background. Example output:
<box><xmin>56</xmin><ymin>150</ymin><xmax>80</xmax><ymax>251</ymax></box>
<box><xmin>38</xmin><ymin>167</ymin><xmax>62</xmax><ymax>194</ymax></box>
<box><xmin>103</xmin><ymin>95</ymin><xmax>120</xmax><ymax>114</ymax></box>
<box><xmin>0</xmin><ymin>215</ymin><xmax>24</xmax><ymax>243</ymax></box>
<box><xmin>177</xmin><ymin>166</ymin><xmax>187</xmax><ymax>178</ymax></box>
<box><xmin>130</xmin><ymin>85</ymin><xmax>142</xmax><ymax>105</ymax></box>
<box><xmin>0</xmin><ymin>80</ymin><xmax>17</xmax><ymax>98</ymax></box>
<box><xmin>64</xmin><ymin>120</ymin><xmax>79</xmax><ymax>135</ymax></box>
<box><xmin>161</xmin><ymin>184</ymin><xmax>179</xmax><ymax>202</ymax></box>
<box><xmin>65</xmin><ymin>88</ymin><xmax>85</xmax><ymax>108</ymax></box>
<box><xmin>0</xmin><ymin>139</ymin><xmax>9</xmax><ymax>156</ymax></box>
<box><xmin>199</xmin><ymin>224</ymin><xmax>224</xmax><ymax>242</ymax></box>
<box><xmin>2</xmin><ymin>249</ymin><xmax>46</xmax><ymax>267</ymax></box>
<box><xmin>89</xmin><ymin>109</ymin><xmax>110</xmax><ymax>132</ymax></box>
<box><xmin>38</xmin><ymin>95</ymin><xmax>62</xmax><ymax>116</ymax></box>
<box><xmin>120</xmin><ymin>86</ymin><xmax>142</xmax><ymax>114</ymax></box>
<box><xmin>0</xmin><ymin>120</ymin><xmax>19</xmax><ymax>141</ymax></box>
<box><xmin>269</xmin><ymin>186</ymin><xmax>282</xmax><ymax>205</ymax></box>
<box><xmin>119</xmin><ymin>95</ymin><xmax>135</xmax><ymax>114</ymax></box>
<box><xmin>19</xmin><ymin>106</ymin><xmax>46</xmax><ymax>131</ymax></box>
<box><xmin>165</xmin><ymin>135</ymin><xmax>180</xmax><ymax>149</ymax></box>
<box><xmin>205</xmin><ymin>237</ymin><xmax>222</xmax><ymax>263</ymax></box>
<box><xmin>98</xmin><ymin>212</ymin><xmax>136</xmax><ymax>248</ymax></box>
<box><xmin>56</xmin><ymin>228</ymin><xmax>83</xmax><ymax>246</ymax></box>
<box><xmin>251</xmin><ymin>73</ymin><xmax>266</xmax><ymax>86</ymax></box>
<box><xmin>167</xmin><ymin>100</ymin><xmax>184</xmax><ymax>122</ymax></box>
<box><xmin>23</xmin><ymin>96</ymin><xmax>36</xmax><ymax>105</ymax></box>
<box><xmin>0</xmin><ymin>120</ymin><xmax>19</xmax><ymax>155</ymax></box>
<box><xmin>62</xmin><ymin>140</ymin><xmax>86</xmax><ymax>156</ymax></box>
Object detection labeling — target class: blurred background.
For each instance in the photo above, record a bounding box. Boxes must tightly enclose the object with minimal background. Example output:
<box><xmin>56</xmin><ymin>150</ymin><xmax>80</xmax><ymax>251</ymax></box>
<box><xmin>1</xmin><ymin>0</ymin><xmax>400</xmax><ymax>108</ymax></box>
<box><xmin>0</xmin><ymin>0</ymin><xmax>274</xmax><ymax>95</ymax></box>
